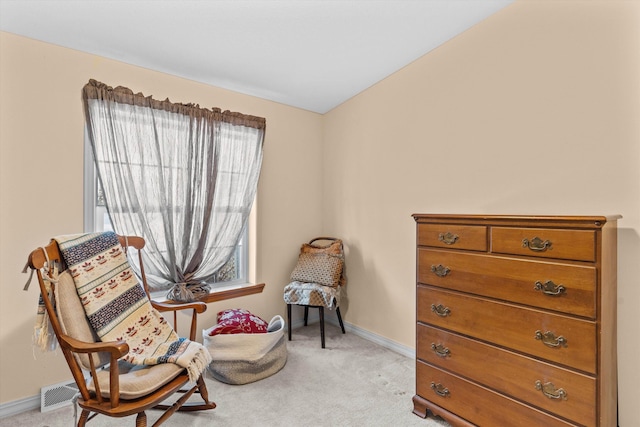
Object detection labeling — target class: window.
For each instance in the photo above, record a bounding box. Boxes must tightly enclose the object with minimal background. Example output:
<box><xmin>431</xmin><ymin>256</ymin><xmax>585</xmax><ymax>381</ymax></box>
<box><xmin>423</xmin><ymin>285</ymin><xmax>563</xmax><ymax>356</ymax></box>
<box><xmin>82</xmin><ymin>80</ymin><xmax>264</xmax><ymax>299</ymax></box>
<box><xmin>83</xmin><ymin>131</ymin><xmax>249</xmax><ymax>288</ymax></box>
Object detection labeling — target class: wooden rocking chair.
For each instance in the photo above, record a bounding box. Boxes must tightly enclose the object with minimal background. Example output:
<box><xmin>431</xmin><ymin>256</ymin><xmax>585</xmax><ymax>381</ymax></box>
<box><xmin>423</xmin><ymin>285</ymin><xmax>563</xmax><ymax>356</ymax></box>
<box><xmin>27</xmin><ymin>235</ymin><xmax>216</xmax><ymax>427</ymax></box>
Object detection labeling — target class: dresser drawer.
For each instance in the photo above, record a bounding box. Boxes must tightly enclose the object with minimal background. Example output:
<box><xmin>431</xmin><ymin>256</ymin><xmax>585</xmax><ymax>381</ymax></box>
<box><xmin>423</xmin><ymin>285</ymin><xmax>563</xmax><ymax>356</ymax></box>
<box><xmin>416</xmin><ymin>361</ymin><xmax>577</xmax><ymax>427</ymax></box>
<box><xmin>491</xmin><ymin>227</ymin><xmax>596</xmax><ymax>262</ymax></box>
<box><xmin>418</xmin><ymin>223</ymin><xmax>487</xmax><ymax>251</ymax></box>
<box><xmin>417</xmin><ymin>324</ymin><xmax>595</xmax><ymax>426</ymax></box>
<box><xmin>417</xmin><ymin>286</ymin><xmax>597</xmax><ymax>374</ymax></box>
<box><xmin>418</xmin><ymin>249</ymin><xmax>597</xmax><ymax>318</ymax></box>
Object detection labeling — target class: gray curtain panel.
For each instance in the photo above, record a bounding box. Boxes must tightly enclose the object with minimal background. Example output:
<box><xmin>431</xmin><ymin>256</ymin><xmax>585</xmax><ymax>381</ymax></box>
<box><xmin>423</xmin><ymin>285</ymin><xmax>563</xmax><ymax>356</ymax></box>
<box><xmin>82</xmin><ymin>80</ymin><xmax>265</xmax><ymax>300</ymax></box>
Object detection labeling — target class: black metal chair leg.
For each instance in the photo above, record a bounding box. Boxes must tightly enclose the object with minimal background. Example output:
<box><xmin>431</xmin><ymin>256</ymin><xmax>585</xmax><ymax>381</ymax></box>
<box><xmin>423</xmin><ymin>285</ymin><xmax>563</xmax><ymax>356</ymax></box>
<box><xmin>319</xmin><ymin>306</ymin><xmax>325</xmax><ymax>348</ymax></box>
<box><xmin>287</xmin><ymin>304</ymin><xmax>292</xmax><ymax>341</ymax></box>
<box><xmin>336</xmin><ymin>306</ymin><xmax>346</xmax><ymax>334</ymax></box>
<box><xmin>289</xmin><ymin>303</ymin><xmax>341</xmax><ymax>347</ymax></box>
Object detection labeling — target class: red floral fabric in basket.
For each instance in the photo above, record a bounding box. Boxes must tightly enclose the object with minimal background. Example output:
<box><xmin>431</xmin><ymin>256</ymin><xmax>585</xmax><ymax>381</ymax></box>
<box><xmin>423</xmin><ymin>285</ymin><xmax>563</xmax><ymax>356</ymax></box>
<box><xmin>208</xmin><ymin>308</ymin><xmax>268</xmax><ymax>336</ymax></box>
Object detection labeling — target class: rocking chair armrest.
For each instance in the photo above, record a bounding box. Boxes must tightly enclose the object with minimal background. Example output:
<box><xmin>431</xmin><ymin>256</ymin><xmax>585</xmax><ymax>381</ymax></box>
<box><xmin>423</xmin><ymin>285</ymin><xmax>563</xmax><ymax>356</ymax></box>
<box><xmin>58</xmin><ymin>334</ymin><xmax>128</xmax><ymax>408</ymax></box>
<box><xmin>59</xmin><ymin>334</ymin><xmax>129</xmax><ymax>359</ymax></box>
<box><xmin>150</xmin><ymin>300</ymin><xmax>207</xmax><ymax>341</ymax></box>
<box><xmin>151</xmin><ymin>300</ymin><xmax>208</xmax><ymax>314</ymax></box>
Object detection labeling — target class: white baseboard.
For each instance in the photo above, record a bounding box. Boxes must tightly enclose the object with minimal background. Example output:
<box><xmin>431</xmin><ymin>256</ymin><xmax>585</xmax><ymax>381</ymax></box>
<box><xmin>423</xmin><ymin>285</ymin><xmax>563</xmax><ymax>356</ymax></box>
<box><xmin>342</xmin><ymin>321</ymin><xmax>416</xmax><ymax>359</ymax></box>
<box><xmin>0</xmin><ymin>394</ymin><xmax>39</xmax><ymax>419</ymax></box>
<box><xmin>289</xmin><ymin>308</ymin><xmax>415</xmax><ymax>359</ymax></box>
<box><xmin>1</xmin><ymin>312</ymin><xmax>415</xmax><ymax>419</ymax></box>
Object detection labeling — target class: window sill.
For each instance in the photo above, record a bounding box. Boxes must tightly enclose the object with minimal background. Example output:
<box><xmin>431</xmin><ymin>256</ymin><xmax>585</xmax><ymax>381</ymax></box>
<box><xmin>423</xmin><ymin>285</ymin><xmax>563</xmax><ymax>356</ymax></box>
<box><xmin>200</xmin><ymin>282</ymin><xmax>265</xmax><ymax>303</ymax></box>
<box><xmin>153</xmin><ymin>282</ymin><xmax>265</xmax><ymax>304</ymax></box>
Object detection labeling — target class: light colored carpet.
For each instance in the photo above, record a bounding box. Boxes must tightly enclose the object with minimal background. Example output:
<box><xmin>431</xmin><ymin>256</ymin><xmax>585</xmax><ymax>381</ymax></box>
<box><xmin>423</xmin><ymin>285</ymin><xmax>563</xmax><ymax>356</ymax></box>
<box><xmin>0</xmin><ymin>324</ymin><xmax>449</xmax><ymax>427</ymax></box>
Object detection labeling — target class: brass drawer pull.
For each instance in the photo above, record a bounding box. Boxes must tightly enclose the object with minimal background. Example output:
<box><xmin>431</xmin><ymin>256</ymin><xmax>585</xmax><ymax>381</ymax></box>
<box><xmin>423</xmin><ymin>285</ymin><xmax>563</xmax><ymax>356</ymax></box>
<box><xmin>430</xmin><ymin>382</ymin><xmax>450</xmax><ymax>397</ymax></box>
<box><xmin>534</xmin><ymin>280</ymin><xmax>566</xmax><ymax>296</ymax></box>
<box><xmin>535</xmin><ymin>330</ymin><xmax>567</xmax><ymax>348</ymax></box>
<box><xmin>535</xmin><ymin>380</ymin><xmax>568</xmax><ymax>401</ymax></box>
<box><xmin>431</xmin><ymin>264</ymin><xmax>451</xmax><ymax>277</ymax></box>
<box><xmin>438</xmin><ymin>232</ymin><xmax>459</xmax><ymax>245</ymax></box>
<box><xmin>431</xmin><ymin>304</ymin><xmax>451</xmax><ymax>317</ymax></box>
<box><xmin>431</xmin><ymin>343</ymin><xmax>451</xmax><ymax>358</ymax></box>
<box><xmin>522</xmin><ymin>237</ymin><xmax>552</xmax><ymax>252</ymax></box>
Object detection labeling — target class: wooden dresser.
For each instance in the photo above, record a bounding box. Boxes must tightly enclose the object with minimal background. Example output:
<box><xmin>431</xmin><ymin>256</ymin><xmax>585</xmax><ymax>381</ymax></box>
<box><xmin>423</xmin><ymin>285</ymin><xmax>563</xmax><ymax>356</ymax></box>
<box><xmin>412</xmin><ymin>214</ymin><xmax>619</xmax><ymax>427</ymax></box>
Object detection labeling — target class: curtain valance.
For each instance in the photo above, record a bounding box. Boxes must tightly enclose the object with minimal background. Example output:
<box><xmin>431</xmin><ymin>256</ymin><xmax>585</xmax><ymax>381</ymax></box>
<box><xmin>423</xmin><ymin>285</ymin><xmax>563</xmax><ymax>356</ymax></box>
<box><xmin>82</xmin><ymin>79</ymin><xmax>266</xmax><ymax>130</ymax></box>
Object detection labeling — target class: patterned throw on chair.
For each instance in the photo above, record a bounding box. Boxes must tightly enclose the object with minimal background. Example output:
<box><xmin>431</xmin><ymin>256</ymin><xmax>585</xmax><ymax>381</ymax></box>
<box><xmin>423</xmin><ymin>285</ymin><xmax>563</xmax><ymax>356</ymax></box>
<box><xmin>55</xmin><ymin>232</ymin><xmax>211</xmax><ymax>381</ymax></box>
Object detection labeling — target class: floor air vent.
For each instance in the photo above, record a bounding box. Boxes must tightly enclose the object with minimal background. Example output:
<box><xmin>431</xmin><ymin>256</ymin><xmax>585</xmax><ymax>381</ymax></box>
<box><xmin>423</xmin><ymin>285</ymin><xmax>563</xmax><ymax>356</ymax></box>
<box><xmin>41</xmin><ymin>380</ymin><xmax>80</xmax><ymax>412</ymax></box>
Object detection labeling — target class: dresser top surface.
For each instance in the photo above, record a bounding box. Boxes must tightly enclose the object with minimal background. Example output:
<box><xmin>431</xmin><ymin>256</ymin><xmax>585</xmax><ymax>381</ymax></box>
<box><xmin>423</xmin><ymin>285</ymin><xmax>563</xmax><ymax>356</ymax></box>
<box><xmin>412</xmin><ymin>214</ymin><xmax>621</xmax><ymax>228</ymax></box>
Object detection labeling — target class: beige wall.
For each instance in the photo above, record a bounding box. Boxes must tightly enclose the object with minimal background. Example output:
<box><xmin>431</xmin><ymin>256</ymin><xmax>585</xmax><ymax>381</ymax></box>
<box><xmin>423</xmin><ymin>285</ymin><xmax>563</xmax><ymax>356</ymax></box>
<box><xmin>0</xmin><ymin>31</ymin><xmax>324</xmax><ymax>404</ymax></box>
<box><xmin>1</xmin><ymin>0</ymin><xmax>639</xmax><ymax>424</ymax></box>
<box><xmin>323</xmin><ymin>1</ymin><xmax>639</xmax><ymax>425</ymax></box>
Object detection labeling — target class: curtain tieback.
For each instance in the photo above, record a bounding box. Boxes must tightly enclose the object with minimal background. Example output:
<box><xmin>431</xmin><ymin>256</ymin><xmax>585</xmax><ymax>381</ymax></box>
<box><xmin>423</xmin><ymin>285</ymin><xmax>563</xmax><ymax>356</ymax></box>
<box><xmin>166</xmin><ymin>277</ymin><xmax>211</xmax><ymax>302</ymax></box>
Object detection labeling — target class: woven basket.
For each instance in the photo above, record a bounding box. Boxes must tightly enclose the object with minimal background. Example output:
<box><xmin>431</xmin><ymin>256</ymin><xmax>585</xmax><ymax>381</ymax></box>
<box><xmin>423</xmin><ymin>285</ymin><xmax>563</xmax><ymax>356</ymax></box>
<box><xmin>203</xmin><ymin>315</ymin><xmax>287</xmax><ymax>385</ymax></box>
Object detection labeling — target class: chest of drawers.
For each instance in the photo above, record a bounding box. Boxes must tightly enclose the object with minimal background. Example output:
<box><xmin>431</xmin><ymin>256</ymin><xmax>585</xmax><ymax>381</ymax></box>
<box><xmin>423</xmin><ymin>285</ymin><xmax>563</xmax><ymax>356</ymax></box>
<box><xmin>412</xmin><ymin>214</ymin><xmax>619</xmax><ymax>427</ymax></box>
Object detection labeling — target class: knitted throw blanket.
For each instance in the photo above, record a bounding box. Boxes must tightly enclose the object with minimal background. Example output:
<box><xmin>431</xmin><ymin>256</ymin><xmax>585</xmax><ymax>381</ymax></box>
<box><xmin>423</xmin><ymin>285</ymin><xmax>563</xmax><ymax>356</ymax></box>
<box><xmin>55</xmin><ymin>232</ymin><xmax>211</xmax><ymax>382</ymax></box>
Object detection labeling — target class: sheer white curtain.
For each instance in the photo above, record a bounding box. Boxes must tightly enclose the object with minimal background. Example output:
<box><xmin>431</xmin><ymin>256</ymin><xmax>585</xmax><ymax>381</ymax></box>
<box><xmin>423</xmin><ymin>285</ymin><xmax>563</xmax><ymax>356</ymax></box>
<box><xmin>82</xmin><ymin>80</ymin><xmax>265</xmax><ymax>301</ymax></box>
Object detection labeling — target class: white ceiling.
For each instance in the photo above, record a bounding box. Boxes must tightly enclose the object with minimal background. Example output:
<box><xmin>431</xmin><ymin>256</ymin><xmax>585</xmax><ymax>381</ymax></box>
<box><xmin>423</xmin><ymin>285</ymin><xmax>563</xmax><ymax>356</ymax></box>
<box><xmin>0</xmin><ymin>0</ymin><xmax>513</xmax><ymax>113</ymax></box>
